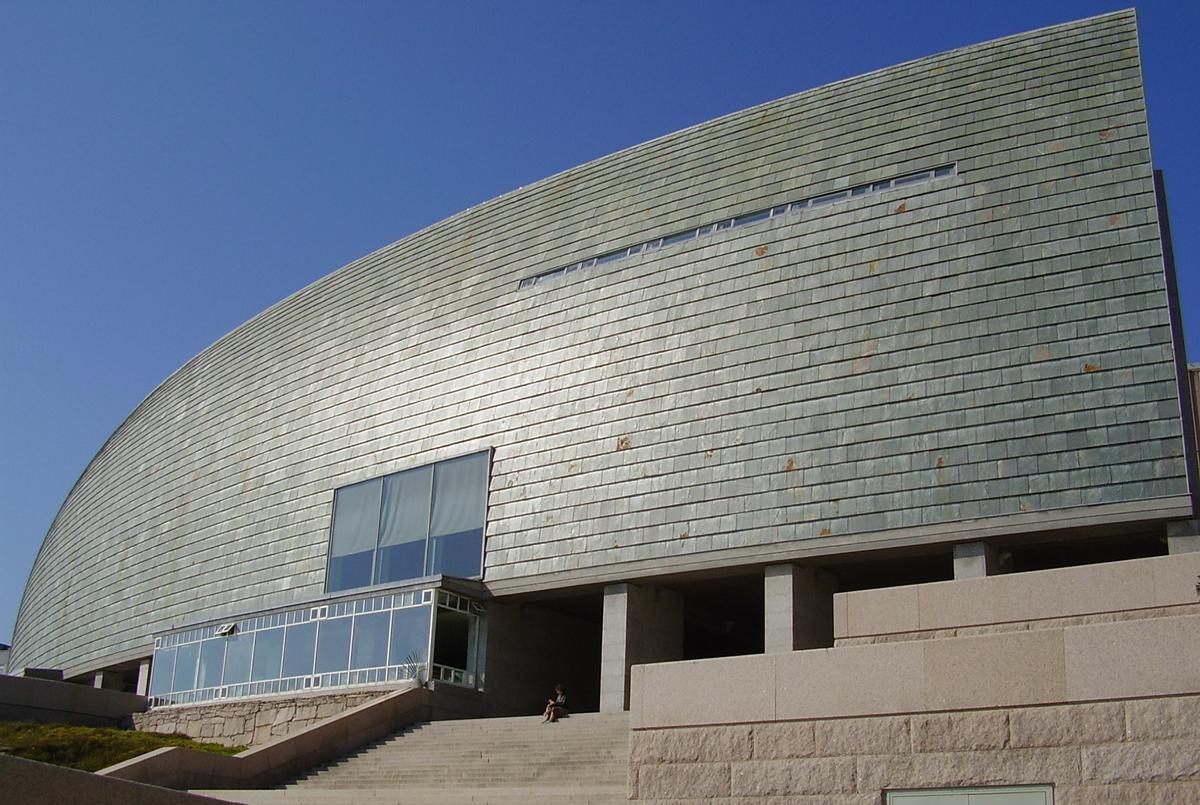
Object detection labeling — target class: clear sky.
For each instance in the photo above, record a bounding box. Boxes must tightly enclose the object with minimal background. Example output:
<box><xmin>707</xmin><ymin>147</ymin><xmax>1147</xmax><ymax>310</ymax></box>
<box><xmin>2</xmin><ymin>1</ymin><xmax>1197</xmax><ymax>647</ymax></box>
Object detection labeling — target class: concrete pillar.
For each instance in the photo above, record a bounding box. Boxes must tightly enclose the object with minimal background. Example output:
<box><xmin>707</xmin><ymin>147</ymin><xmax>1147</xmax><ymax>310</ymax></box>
<box><xmin>599</xmin><ymin>583</ymin><xmax>683</xmax><ymax>712</ymax></box>
<box><xmin>136</xmin><ymin>659</ymin><xmax>152</xmax><ymax>696</ymax></box>
<box><xmin>953</xmin><ymin>541</ymin><xmax>998</xmax><ymax>579</ymax></box>
<box><xmin>764</xmin><ymin>564</ymin><xmax>836</xmax><ymax>653</ymax></box>
<box><xmin>1167</xmin><ymin>519</ymin><xmax>1200</xmax><ymax>554</ymax></box>
<box><xmin>93</xmin><ymin>669</ymin><xmax>122</xmax><ymax>690</ymax></box>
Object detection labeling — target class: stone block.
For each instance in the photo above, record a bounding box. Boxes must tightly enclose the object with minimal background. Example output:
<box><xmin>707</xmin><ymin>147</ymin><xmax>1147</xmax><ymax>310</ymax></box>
<box><xmin>924</xmin><ymin>629</ymin><xmax>1065</xmax><ymax>710</ymax></box>
<box><xmin>776</xmin><ymin>641</ymin><xmax>923</xmax><ymax>720</ymax></box>
<box><xmin>254</xmin><ymin>709</ymin><xmax>274</xmax><ymax>727</ymax></box>
<box><xmin>729</xmin><ymin>757</ymin><xmax>856</xmax><ymax>796</ymax></box>
<box><xmin>843</xmin><ymin>585</ymin><xmax>919</xmax><ymax>637</ymax></box>
<box><xmin>273</xmin><ymin>705</ymin><xmax>296</xmax><ymax>725</ymax></box>
<box><xmin>1064</xmin><ymin>615</ymin><xmax>1200</xmax><ymax>701</ymax></box>
<box><xmin>1057</xmin><ymin>782</ymin><xmax>1200</xmax><ymax>805</ymax></box>
<box><xmin>637</xmin><ymin>762</ymin><xmax>730</xmax><ymax>798</ymax></box>
<box><xmin>1008</xmin><ymin>701</ymin><xmax>1124</xmax><ymax>747</ymax></box>
<box><xmin>252</xmin><ymin>724</ymin><xmax>271</xmax><ymax>745</ymax></box>
<box><xmin>634</xmin><ymin>655</ymin><xmax>776</xmax><ymax>728</ymax></box>
<box><xmin>911</xmin><ymin>710</ymin><xmax>1007</xmax><ymax>752</ymax></box>
<box><xmin>1125</xmin><ymin>695</ymin><xmax>1200</xmax><ymax>741</ymax></box>
<box><xmin>752</xmin><ymin>721</ymin><xmax>816</xmax><ymax>759</ymax></box>
<box><xmin>315</xmin><ymin>702</ymin><xmax>342</xmax><ymax>719</ymax></box>
<box><xmin>220</xmin><ymin>717</ymin><xmax>244</xmax><ymax>738</ymax></box>
<box><xmin>295</xmin><ymin>705</ymin><xmax>317</xmax><ymax>721</ymax></box>
<box><xmin>1082</xmin><ymin>738</ymin><xmax>1200</xmax><ymax>783</ymax></box>
<box><xmin>1152</xmin><ymin>552</ymin><xmax>1200</xmax><ymax>599</ymax></box>
<box><xmin>630</xmin><ymin>726</ymin><xmax>752</xmax><ymax>763</ymax></box>
<box><xmin>856</xmin><ymin>746</ymin><xmax>1082</xmax><ymax>791</ymax></box>
<box><xmin>813</xmin><ymin>715</ymin><xmax>909</xmax><ymax>756</ymax></box>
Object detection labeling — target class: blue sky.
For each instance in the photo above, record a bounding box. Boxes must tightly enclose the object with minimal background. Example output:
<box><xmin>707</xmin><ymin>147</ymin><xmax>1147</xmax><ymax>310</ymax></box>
<box><xmin>2</xmin><ymin>1</ymin><xmax>1197</xmax><ymax>647</ymax></box>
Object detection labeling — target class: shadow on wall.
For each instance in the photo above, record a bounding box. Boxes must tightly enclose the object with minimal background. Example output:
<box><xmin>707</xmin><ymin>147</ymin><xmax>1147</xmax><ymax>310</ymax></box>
<box><xmin>0</xmin><ymin>675</ymin><xmax>146</xmax><ymax>727</ymax></box>
<box><xmin>484</xmin><ymin>599</ymin><xmax>602</xmax><ymax>716</ymax></box>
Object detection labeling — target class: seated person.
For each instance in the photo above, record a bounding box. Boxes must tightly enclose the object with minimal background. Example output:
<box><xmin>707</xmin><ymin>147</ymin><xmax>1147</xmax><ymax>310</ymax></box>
<box><xmin>542</xmin><ymin>684</ymin><xmax>567</xmax><ymax>723</ymax></box>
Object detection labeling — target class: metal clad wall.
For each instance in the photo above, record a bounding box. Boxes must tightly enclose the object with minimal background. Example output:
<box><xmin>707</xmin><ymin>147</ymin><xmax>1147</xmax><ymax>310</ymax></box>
<box><xmin>12</xmin><ymin>12</ymin><xmax>1188</xmax><ymax>674</ymax></box>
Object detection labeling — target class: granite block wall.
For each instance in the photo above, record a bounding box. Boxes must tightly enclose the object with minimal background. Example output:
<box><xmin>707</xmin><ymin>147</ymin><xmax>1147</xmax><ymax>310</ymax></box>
<box><xmin>628</xmin><ymin>695</ymin><xmax>1200</xmax><ymax>803</ymax></box>
<box><xmin>132</xmin><ymin>687</ymin><xmax>394</xmax><ymax>747</ymax></box>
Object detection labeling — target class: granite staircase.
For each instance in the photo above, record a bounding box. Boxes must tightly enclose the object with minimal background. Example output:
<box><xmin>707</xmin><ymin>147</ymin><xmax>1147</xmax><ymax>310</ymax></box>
<box><xmin>196</xmin><ymin>710</ymin><xmax>631</xmax><ymax>804</ymax></box>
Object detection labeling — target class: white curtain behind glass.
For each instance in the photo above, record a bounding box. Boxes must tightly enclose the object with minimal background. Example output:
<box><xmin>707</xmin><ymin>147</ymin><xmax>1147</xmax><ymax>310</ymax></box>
<box><xmin>331</xmin><ymin>479</ymin><xmax>382</xmax><ymax>557</ymax></box>
<box><xmin>379</xmin><ymin>466</ymin><xmax>432</xmax><ymax>547</ymax></box>
<box><xmin>430</xmin><ymin>452</ymin><xmax>488</xmax><ymax>537</ymax></box>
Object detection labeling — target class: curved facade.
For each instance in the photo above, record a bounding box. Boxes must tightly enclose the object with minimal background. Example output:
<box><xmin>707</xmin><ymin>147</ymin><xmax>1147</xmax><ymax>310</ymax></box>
<box><xmin>12</xmin><ymin>10</ymin><xmax>1192</xmax><ymax>689</ymax></box>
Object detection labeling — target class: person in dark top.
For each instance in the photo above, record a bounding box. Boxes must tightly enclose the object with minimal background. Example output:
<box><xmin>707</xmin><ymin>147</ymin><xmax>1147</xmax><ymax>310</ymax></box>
<box><xmin>542</xmin><ymin>683</ymin><xmax>567</xmax><ymax>723</ymax></box>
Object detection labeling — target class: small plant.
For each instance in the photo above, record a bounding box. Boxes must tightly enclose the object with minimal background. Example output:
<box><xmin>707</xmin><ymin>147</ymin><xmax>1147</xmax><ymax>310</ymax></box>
<box><xmin>0</xmin><ymin>721</ymin><xmax>243</xmax><ymax>772</ymax></box>
<box><xmin>398</xmin><ymin>650</ymin><xmax>428</xmax><ymax>688</ymax></box>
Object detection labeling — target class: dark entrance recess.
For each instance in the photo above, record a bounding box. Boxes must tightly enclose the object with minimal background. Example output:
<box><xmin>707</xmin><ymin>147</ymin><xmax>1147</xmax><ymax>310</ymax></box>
<box><xmin>433</xmin><ymin>608</ymin><xmax>472</xmax><ymax>671</ymax></box>
<box><xmin>484</xmin><ymin>591</ymin><xmax>603</xmax><ymax>715</ymax></box>
<box><xmin>674</xmin><ymin>573</ymin><xmax>764</xmax><ymax>660</ymax></box>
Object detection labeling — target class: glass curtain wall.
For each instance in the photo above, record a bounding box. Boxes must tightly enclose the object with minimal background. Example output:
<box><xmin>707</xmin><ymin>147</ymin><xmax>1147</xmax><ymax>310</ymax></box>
<box><xmin>148</xmin><ymin>589</ymin><xmax>434</xmax><ymax>706</ymax></box>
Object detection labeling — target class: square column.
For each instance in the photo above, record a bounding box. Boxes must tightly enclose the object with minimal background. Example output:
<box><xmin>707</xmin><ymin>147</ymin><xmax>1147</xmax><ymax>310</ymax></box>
<box><xmin>1167</xmin><ymin>519</ymin><xmax>1200</xmax><ymax>554</ymax></box>
<box><xmin>600</xmin><ymin>583</ymin><xmax>682</xmax><ymax>711</ymax></box>
<box><xmin>953</xmin><ymin>541</ymin><xmax>999</xmax><ymax>578</ymax></box>
<box><xmin>93</xmin><ymin>669</ymin><xmax>123</xmax><ymax>690</ymax></box>
<box><xmin>764</xmin><ymin>564</ymin><xmax>836</xmax><ymax>653</ymax></box>
<box><xmin>136</xmin><ymin>659</ymin><xmax>152</xmax><ymax>696</ymax></box>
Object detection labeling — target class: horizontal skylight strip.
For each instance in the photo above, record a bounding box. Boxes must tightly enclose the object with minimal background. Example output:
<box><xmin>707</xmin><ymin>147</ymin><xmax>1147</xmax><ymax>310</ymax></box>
<box><xmin>518</xmin><ymin>163</ymin><xmax>957</xmax><ymax>290</ymax></box>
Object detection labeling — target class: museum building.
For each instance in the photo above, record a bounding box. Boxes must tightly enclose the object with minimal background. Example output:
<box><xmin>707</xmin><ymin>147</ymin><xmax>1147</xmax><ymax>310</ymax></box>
<box><xmin>9</xmin><ymin>11</ymin><xmax>1199</xmax><ymax>776</ymax></box>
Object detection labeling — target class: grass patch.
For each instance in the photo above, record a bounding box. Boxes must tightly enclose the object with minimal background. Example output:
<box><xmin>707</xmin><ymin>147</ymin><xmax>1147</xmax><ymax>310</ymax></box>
<box><xmin>0</xmin><ymin>721</ymin><xmax>244</xmax><ymax>772</ymax></box>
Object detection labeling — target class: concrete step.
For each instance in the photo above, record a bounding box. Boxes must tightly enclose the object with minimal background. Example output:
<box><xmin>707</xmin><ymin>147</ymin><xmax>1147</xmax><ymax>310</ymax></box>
<box><xmin>194</xmin><ymin>787</ymin><xmax>627</xmax><ymax>804</ymax></box>
<box><xmin>273</xmin><ymin>711</ymin><xmax>630</xmax><ymax>796</ymax></box>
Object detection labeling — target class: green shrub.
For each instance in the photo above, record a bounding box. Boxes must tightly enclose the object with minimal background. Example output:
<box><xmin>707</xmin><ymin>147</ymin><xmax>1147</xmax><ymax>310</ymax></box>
<box><xmin>0</xmin><ymin>721</ymin><xmax>244</xmax><ymax>772</ymax></box>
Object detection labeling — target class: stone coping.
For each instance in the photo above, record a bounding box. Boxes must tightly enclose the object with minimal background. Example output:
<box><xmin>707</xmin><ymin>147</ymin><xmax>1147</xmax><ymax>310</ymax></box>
<box><xmin>631</xmin><ymin>612</ymin><xmax>1200</xmax><ymax>729</ymax></box>
<box><xmin>834</xmin><ymin>552</ymin><xmax>1200</xmax><ymax>640</ymax></box>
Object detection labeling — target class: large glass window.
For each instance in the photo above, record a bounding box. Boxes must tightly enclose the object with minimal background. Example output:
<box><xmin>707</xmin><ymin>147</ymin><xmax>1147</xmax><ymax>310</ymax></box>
<box><xmin>250</xmin><ymin>628</ymin><xmax>284</xmax><ymax>681</ymax></box>
<box><xmin>376</xmin><ymin>467</ymin><xmax>432</xmax><ymax>584</ymax></box>
<box><xmin>328</xmin><ymin>480</ymin><xmax>382</xmax><ymax>591</ymax></box>
<box><xmin>326</xmin><ymin>450</ymin><xmax>490</xmax><ymax>593</ymax></box>
<box><xmin>196</xmin><ymin>639</ymin><xmax>225</xmax><ymax>689</ymax></box>
<box><xmin>172</xmin><ymin>642</ymin><xmax>199</xmax><ymax>693</ymax></box>
<box><xmin>222</xmin><ymin>633</ymin><xmax>253</xmax><ymax>684</ymax></box>
<box><xmin>427</xmin><ymin>453</ymin><xmax>489</xmax><ymax>577</ymax></box>
<box><xmin>281</xmin><ymin>621</ymin><xmax>317</xmax><ymax>678</ymax></box>
<box><xmin>350</xmin><ymin>611</ymin><xmax>390</xmax><ymax>669</ymax></box>
<box><xmin>149</xmin><ymin>647</ymin><xmax>176</xmax><ymax>696</ymax></box>
<box><xmin>315</xmin><ymin>617</ymin><xmax>353</xmax><ymax>674</ymax></box>
<box><xmin>389</xmin><ymin>605</ymin><xmax>431</xmax><ymax>666</ymax></box>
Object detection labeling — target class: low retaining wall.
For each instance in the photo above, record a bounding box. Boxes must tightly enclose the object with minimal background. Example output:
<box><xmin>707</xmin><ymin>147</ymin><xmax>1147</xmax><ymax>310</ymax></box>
<box><xmin>133</xmin><ymin>686</ymin><xmax>398</xmax><ymax>746</ymax></box>
<box><xmin>0</xmin><ymin>674</ymin><xmax>146</xmax><ymax>726</ymax></box>
<box><xmin>631</xmin><ymin>556</ymin><xmax>1200</xmax><ymax>803</ymax></box>
<box><xmin>0</xmin><ymin>754</ymin><xmax>222</xmax><ymax>805</ymax></box>
<box><xmin>628</xmin><ymin>694</ymin><xmax>1200</xmax><ymax>803</ymax></box>
<box><xmin>102</xmin><ymin>686</ymin><xmax>435</xmax><ymax>790</ymax></box>
<box><xmin>834</xmin><ymin>552</ymin><xmax>1200</xmax><ymax>646</ymax></box>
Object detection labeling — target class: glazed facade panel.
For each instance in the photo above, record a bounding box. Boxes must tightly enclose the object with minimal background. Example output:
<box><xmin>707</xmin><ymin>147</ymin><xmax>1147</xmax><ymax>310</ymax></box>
<box><xmin>12</xmin><ymin>11</ymin><xmax>1190</xmax><ymax>674</ymax></box>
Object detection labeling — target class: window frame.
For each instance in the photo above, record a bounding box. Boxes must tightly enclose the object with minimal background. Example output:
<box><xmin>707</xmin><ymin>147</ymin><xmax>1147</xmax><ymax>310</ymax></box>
<box><xmin>324</xmin><ymin>449</ymin><xmax>492</xmax><ymax>594</ymax></box>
